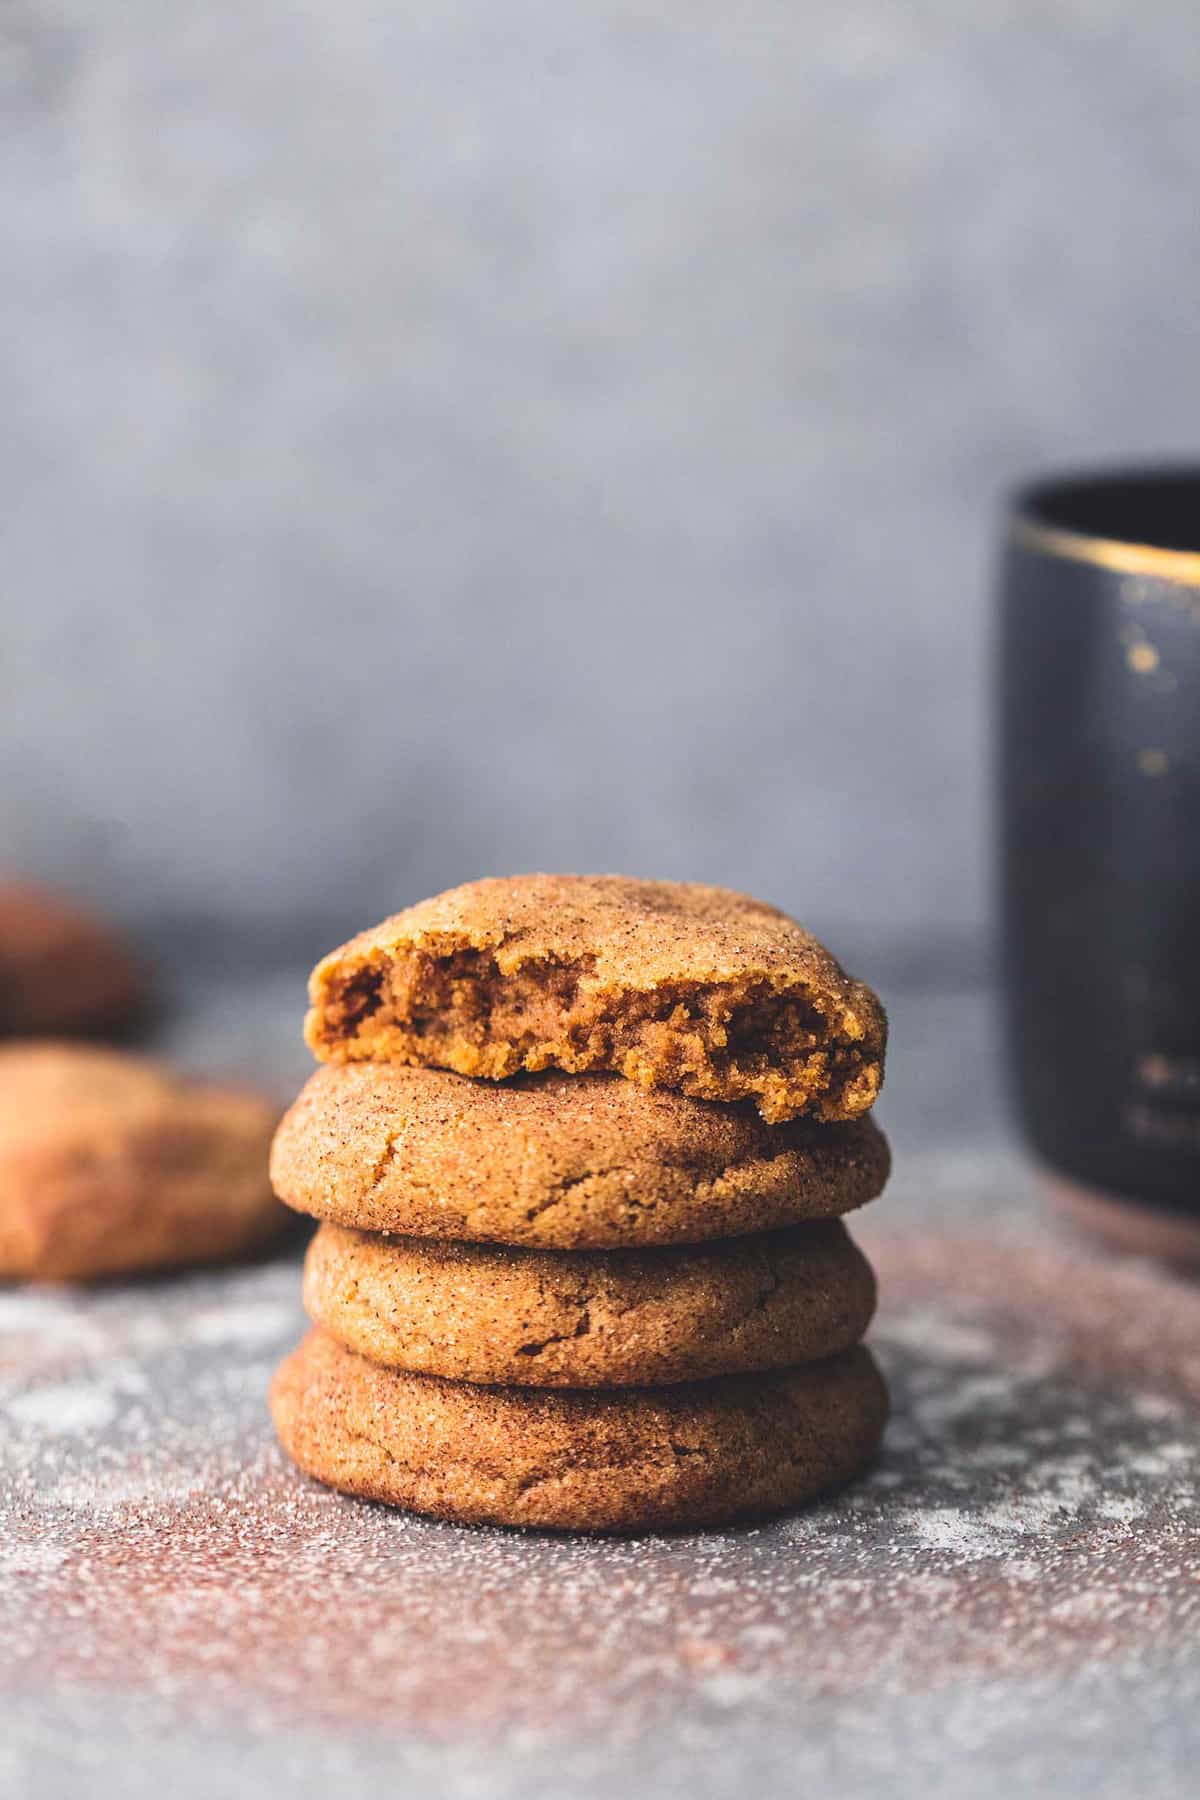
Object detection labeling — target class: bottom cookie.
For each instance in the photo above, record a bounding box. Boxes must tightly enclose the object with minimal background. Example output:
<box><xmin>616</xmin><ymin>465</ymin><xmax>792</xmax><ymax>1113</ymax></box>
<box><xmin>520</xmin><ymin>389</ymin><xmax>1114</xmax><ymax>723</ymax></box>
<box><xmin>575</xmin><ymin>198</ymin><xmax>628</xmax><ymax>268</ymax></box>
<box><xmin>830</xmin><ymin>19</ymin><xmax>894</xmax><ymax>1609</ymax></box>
<box><xmin>270</xmin><ymin>1328</ymin><xmax>889</xmax><ymax>1533</ymax></box>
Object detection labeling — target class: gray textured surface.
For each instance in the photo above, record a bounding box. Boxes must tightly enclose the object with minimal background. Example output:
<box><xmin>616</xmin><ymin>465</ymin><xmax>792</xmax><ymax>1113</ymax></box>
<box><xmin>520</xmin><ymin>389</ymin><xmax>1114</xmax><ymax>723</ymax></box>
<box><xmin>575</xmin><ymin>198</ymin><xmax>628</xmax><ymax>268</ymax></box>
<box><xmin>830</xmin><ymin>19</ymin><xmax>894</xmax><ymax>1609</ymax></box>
<box><xmin>3</xmin><ymin>981</ymin><xmax>1200</xmax><ymax>1799</ymax></box>
<box><xmin>7</xmin><ymin>3</ymin><xmax>1200</xmax><ymax>961</ymax></box>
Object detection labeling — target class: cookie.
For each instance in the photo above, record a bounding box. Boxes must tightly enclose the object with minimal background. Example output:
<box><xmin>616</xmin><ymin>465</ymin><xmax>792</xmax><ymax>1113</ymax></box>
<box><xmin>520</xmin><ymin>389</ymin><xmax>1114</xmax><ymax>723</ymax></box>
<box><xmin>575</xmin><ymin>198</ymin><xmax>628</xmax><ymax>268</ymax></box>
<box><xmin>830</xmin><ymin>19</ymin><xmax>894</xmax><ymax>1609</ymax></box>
<box><xmin>0</xmin><ymin>1043</ymin><xmax>285</xmax><ymax>1281</ymax></box>
<box><xmin>0</xmin><ymin>882</ymin><xmax>146</xmax><ymax>1037</ymax></box>
<box><xmin>304</xmin><ymin>875</ymin><xmax>886</xmax><ymax>1123</ymax></box>
<box><xmin>270</xmin><ymin>1328</ymin><xmax>889</xmax><ymax>1531</ymax></box>
<box><xmin>303</xmin><ymin>1218</ymin><xmax>876</xmax><ymax>1386</ymax></box>
<box><xmin>270</xmin><ymin>1064</ymin><xmax>889</xmax><ymax>1247</ymax></box>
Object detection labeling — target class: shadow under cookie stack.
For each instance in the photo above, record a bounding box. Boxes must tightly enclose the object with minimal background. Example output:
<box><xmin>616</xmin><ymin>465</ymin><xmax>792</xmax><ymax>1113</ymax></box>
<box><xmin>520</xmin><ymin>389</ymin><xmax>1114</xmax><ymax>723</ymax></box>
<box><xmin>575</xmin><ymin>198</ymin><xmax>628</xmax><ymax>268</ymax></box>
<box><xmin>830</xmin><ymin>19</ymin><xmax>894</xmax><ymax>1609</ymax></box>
<box><xmin>270</xmin><ymin>875</ymin><xmax>891</xmax><ymax>1533</ymax></box>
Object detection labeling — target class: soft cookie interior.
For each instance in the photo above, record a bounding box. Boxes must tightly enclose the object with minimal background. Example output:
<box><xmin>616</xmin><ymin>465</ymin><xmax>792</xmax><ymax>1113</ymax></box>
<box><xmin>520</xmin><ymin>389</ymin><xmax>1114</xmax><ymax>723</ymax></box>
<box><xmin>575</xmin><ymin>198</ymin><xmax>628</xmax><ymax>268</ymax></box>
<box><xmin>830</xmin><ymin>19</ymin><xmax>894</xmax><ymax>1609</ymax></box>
<box><xmin>307</xmin><ymin>946</ymin><xmax>883</xmax><ymax>1123</ymax></box>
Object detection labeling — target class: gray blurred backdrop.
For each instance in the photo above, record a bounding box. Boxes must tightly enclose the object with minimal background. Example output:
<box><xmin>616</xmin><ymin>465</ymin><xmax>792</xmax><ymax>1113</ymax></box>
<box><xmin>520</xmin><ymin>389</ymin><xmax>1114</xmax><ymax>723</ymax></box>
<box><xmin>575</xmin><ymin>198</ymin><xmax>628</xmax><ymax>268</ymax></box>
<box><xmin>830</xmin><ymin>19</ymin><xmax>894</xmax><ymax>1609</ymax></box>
<box><xmin>5</xmin><ymin>1</ymin><xmax>1200</xmax><ymax>978</ymax></box>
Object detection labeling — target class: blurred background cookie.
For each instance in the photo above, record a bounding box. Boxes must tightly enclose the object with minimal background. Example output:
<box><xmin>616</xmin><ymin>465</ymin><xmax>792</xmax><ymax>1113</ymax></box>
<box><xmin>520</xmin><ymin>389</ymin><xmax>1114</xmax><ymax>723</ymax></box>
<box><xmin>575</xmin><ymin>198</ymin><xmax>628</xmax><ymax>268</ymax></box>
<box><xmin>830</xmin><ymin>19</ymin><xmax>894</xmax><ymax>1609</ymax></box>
<box><xmin>0</xmin><ymin>1042</ymin><xmax>285</xmax><ymax>1282</ymax></box>
<box><xmin>0</xmin><ymin>880</ymin><xmax>149</xmax><ymax>1039</ymax></box>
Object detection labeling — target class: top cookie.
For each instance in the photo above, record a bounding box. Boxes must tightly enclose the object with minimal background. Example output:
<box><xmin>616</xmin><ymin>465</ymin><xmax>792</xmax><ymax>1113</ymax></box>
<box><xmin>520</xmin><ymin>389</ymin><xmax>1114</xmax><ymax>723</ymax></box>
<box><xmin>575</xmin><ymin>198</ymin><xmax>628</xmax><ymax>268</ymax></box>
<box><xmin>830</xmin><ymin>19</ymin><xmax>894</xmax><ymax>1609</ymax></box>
<box><xmin>0</xmin><ymin>881</ymin><xmax>146</xmax><ymax>1038</ymax></box>
<box><xmin>304</xmin><ymin>874</ymin><xmax>886</xmax><ymax>1123</ymax></box>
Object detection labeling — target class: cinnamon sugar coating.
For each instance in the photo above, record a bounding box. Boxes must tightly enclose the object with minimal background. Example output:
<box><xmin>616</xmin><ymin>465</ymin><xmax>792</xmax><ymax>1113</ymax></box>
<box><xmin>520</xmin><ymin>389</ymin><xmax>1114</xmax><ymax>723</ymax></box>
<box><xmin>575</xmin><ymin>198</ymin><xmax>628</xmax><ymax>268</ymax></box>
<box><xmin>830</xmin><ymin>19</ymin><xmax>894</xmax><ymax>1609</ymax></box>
<box><xmin>270</xmin><ymin>1328</ymin><xmax>889</xmax><ymax>1532</ymax></box>
<box><xmin>271</xmin><ymin>1064</ymin><xmax>889</xmax><ymax>1248</ymax></box>
<box><xmin>304</xmin><ymin>1218</ymin><xmax>876</xmax><ymax>1387</ymax></box>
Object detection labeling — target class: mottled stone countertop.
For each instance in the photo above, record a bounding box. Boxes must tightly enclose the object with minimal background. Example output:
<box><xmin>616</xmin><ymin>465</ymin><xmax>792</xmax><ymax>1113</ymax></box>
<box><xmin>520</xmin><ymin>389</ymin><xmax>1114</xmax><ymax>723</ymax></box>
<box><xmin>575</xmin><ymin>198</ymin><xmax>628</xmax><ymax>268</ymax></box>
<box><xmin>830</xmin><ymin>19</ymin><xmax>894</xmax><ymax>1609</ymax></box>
<box><xmin>3</xmin><ymin>976</ymin><xmax>1198</xmax><ymax>1798</ymax></box>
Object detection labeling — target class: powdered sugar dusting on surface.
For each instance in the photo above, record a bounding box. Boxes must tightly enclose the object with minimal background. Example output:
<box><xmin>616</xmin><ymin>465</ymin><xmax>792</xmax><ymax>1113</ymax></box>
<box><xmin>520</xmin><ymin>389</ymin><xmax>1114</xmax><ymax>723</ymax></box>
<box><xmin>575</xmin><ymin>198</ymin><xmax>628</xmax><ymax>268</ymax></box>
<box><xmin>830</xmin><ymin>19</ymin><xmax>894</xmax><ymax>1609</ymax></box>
<box><xmin>1</xmin><ymin>1224</ymin><xmax>1199</xmax><ymax>1796</ymax></box>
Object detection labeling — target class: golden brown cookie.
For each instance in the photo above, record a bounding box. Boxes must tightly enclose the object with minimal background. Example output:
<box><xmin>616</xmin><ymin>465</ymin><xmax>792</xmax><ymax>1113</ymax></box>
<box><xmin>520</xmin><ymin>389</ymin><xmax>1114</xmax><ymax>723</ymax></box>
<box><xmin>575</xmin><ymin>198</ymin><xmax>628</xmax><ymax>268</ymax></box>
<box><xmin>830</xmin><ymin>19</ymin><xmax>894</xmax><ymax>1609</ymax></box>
<box><xmin>0</xmin><ymin>882</ymin><xmax>146</xmax><ymax>1038</ymax></box>
<box><xmin>271</xmin><ymin>1064</ymin><xmax>889</xmax><ymax>1247</ymax></box>
<box><xmin>0</xmin><ymin>1043</ymin><xmax>285</xmax><ymax>1281</ymax></box>
<box><xmin>303</xmin><ymin>1218</ymin><xmax>876</xmax><ymax>1386</ymax></box>
<box><xmin>304</xmin><ymin>875</ymin><xmax>886</xmax><ymax>1123</ymax></box>
<box><xmin>270</xmin><ymin>1328</ymin><xmax>889</xmax><ymax>1531</ymax></box>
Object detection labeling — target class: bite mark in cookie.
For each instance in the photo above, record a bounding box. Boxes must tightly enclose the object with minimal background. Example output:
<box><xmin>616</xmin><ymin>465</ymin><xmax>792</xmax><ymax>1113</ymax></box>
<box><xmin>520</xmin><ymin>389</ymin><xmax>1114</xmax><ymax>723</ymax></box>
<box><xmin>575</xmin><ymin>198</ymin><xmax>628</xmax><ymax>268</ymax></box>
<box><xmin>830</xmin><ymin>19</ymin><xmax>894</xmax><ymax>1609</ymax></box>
<box><xmin>305</xmin><ymin>875</ymin><xmax>886</xmax><ymax>1123</ymax></box>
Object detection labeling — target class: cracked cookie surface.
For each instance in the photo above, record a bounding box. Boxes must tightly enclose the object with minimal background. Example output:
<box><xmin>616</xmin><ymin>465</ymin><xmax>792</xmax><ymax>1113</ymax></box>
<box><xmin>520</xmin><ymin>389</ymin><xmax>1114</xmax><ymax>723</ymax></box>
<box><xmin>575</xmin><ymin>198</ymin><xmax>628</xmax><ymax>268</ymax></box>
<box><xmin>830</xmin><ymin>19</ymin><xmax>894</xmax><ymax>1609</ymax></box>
<box><xmin>304</xmin><ymin>875</ymin><xmax>886</xmax><ymax>1123</ymax></box>
<box><xmin>270</xmin><ymin>1064</ymin><xmax>889</xmax><ymax>1248</ymax></box>
<box><xmin>303</xmin><ymin>1218</ymin><xmax>876</xmax><ymax>1387</ymax></box>
<box><xmin>0</xmin><ymin>1042</ymin><xmax>285</xmax><ymax>1281</ymax></box>
<box><xmin>270</xmin><ymin>1328</ymin><xmax>889</xmax><ymax>1531</ymax></box>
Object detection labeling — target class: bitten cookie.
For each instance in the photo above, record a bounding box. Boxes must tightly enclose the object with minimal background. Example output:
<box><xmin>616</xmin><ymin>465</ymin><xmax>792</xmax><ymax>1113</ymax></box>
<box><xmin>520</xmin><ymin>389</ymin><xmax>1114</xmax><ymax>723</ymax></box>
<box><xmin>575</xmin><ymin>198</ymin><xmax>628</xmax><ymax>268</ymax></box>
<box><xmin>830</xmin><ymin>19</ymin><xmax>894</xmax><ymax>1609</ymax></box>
<box><xmin>0</xmin><ymin>1043</ymin><xmax>285</xmax><ymax>1281</ymax></box>
<box><xmin>271</xmin><ymin>1065</ymin><xmax>889</xmax><ymax>1248</ymax></box>
<box><xmin>0</xmin><ymin>882</ymin><xmax>146</xmax><ymax>1038</ymax></box>
<box><xmin>270</xmin><ymin>1328</ymin><xmax>889</xmax><ymax>1531</ymax></box>
<box><xmin>304</xmin><ymin>874</ymin><xmax>886</xmax><ymax>1123</ymax></box>
<box><xmin>304</xmin><ymin>1218</ymin><xmax>876</xmax><ymax>1387</ymax></box>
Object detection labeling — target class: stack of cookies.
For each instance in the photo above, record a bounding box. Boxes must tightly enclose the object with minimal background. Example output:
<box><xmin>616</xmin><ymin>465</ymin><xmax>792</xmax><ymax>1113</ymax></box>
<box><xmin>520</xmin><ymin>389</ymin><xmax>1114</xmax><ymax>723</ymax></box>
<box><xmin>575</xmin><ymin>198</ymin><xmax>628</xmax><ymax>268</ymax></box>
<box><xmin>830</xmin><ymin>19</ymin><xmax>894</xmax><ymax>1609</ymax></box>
<box><xmin>269</xmin><ymin>875</ymin><xmax>890</xmax><ymax>1533</ymax></box>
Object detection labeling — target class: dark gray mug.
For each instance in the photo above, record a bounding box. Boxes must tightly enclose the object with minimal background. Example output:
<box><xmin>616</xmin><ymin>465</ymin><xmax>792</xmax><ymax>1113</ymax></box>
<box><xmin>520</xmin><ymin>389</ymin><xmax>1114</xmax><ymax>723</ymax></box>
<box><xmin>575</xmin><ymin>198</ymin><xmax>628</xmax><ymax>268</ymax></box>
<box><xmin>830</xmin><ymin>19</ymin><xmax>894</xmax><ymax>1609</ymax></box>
<box><xmin>999</xmin><ymin>468</ymin><xmax>1200</xmax><ymax>1259</ymax></box>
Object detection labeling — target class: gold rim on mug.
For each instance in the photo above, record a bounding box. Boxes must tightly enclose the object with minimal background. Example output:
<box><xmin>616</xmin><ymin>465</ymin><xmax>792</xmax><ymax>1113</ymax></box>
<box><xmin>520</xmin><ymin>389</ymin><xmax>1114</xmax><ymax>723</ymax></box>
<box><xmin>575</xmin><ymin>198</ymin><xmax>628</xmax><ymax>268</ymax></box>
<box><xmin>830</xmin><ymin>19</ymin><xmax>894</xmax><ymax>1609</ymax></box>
<box><xmin>1011</xmin><ymin>514</ymin><xmax>1200</xmax><ymax>588</ymax></box>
